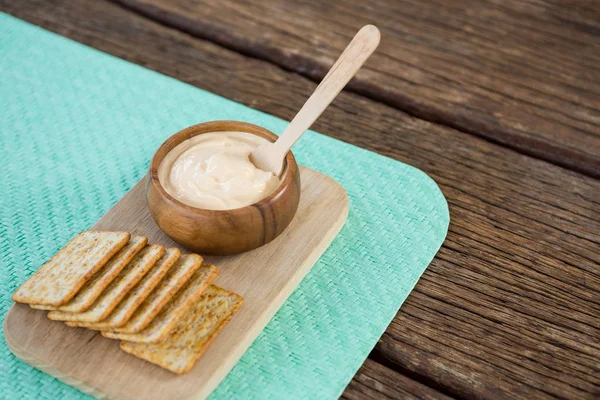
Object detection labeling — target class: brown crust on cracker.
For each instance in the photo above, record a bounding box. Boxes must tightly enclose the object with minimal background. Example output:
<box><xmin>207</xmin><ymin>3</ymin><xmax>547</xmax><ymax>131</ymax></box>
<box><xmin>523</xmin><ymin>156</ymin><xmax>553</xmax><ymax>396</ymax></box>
<box><xmin>70</xmin><ymin>248</ymin><xmax>181</xmax><ymax>330</ymax></box>
<box><xmin>47</xmin><ymin>244</ymin><xmax>165</xmax><ymax>322</ymax></box>
<box><xmin>102</xmin><ymin>264</ymin><xmax>218</xmax><ymax>343</ymax></box>
<box><xmin>45</xmin><ymin>236</ymin><xmax>148</xmax><ymax>313</ymax></box>
<box><xmin>104</xmin><ymin>254</ymin><xmax>204</xmax><ymax>334</ymax></box>
<box><xmin>120</xmin><ymin>285</ymin><xmax>243</xmax><ymax>374</ymax></box>
<box><xmin>12</xmin><ymin>231</ymin><xmax>130</xmax><ymax>306</ymax></box>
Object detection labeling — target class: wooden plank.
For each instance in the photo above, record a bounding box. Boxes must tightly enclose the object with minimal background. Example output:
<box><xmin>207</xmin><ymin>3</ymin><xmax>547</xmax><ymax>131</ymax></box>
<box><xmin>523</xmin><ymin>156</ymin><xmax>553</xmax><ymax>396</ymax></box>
<box><xmin>1</xmin><ymin>1</ymin><xmax>599</xmax><ymax>399</ymax></box>
<box><xmin>341</xmin><ymin>358</ymin><xmax>454</xmax><ymax>400</ymax></box>
<box><xmin>5</xmin><ymin>168</ymin><xmax>348</xmax><ymax>400</ymax></box>
<box><xmin>112</xmin><ymin>0</ymin><xmax>600</xmax><ymax>177</ymax></box>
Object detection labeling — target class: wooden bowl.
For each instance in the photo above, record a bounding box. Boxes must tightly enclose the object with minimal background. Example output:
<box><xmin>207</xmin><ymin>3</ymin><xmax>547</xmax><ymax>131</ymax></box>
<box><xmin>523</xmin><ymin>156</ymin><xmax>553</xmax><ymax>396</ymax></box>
<box><xmin>147</xmin><ymin>121</ymin><xmax>301</xmax><ymax>255</ymax></box>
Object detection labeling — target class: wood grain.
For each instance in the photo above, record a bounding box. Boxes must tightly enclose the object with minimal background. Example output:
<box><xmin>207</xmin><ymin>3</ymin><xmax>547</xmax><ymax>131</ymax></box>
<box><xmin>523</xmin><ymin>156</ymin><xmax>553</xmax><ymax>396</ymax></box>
<box><xmin>250</xmin><ymin>24</ymin><xmax>379</xmax><ymax>175</ymax></box>
<box><xmin>5</xmin><ymin>167</ymin><xmax>349</xmax><ymax>400</ymax></box>
<box><xmin>2</xmin><ymin>1</ymin><xmax>599</xmax><ymax>399</ymax></box>
<box><xmin>341</xmin><ymin>359</ymin><xmax>454</xmax><ymax>400</ymax></box>
<box><xmin>112</xmin><ymin>0</ymin><xmax>600</xmax><ymax>177</ymax></box>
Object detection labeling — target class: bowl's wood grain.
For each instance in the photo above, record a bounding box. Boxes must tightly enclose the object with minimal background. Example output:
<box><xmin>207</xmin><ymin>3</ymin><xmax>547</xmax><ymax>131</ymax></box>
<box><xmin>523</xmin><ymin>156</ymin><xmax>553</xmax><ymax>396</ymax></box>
<box><xmin>148</xmin><ymin>121</ymin><xmax>301</xmax><ymax>255</ymax></box>
<box><xmin>5</xmin><ymin>166</ymin><xmax>348</xmax><ymax>400</ymax></box>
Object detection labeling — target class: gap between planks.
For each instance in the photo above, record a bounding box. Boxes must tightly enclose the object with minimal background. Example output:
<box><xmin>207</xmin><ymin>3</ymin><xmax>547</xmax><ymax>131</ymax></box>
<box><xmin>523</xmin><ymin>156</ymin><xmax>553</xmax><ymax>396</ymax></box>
<box><xmin>108</xmin><ymin>0</ymin><xmax>600</xmax><ymax>178</ymax></box>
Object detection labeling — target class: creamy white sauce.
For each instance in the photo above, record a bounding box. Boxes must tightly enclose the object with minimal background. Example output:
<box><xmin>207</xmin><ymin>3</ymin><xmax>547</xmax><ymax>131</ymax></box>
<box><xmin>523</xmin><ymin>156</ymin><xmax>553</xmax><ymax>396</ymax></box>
<box><xmin>158</xmin><ymin>131</ymin><xmax>280</xmax><ymax>210</ymax></box>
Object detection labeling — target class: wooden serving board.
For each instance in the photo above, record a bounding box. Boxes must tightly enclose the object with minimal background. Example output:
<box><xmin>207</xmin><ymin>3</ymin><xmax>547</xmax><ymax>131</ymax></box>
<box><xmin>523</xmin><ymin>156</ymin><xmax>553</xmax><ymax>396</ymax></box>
<box><xmin>5</xmin><ymin>166</ymin><xmax>348</xmax><ymax>400</ymax></box>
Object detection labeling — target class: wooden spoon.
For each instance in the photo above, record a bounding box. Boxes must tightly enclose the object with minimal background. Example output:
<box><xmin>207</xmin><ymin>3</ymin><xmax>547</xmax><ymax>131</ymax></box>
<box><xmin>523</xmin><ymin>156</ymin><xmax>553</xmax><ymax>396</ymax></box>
<box><xmin>250</xmin><ymin>25</ymin><xmax>381</xmax><ymax>175</ymax></box>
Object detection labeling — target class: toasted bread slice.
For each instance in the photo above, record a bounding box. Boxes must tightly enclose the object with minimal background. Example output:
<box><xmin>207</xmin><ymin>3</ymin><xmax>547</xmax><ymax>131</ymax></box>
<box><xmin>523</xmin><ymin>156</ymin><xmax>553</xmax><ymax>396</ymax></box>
<box><xmin>12</xmin><ymin>231</ymin><xmax>130</xmax><ymax>307</ymax></box>
<box><xmin>47</xmin><ymin>245</ymin><xmax>164</xmax><ymax>323</ymax></box>
<box><xmin>120</xmin><ymin>285</ymin><xmax>243</xmax><ymax>374</ymax></box>
<box><xmin>69</xmin><ymin>248</ymin><xmax>180</xmax><ymax>330</ymax></box>
<box><xmin>102</xmin><ymin>264</ymin><xmax>219</xmax><ymax>343</ymax></box>
<box><xmin>103</xmin><ymin>254</ymin><xmax>204</xmax><ymax>334</ymax></box>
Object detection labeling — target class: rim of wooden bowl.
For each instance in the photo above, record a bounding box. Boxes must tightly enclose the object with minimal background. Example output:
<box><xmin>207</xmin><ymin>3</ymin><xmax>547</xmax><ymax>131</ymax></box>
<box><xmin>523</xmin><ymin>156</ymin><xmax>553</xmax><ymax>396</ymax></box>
<box><xmin>149</xmin><ymin>120</ymin><xmax>297</xmax><ymax>215</ymax></box>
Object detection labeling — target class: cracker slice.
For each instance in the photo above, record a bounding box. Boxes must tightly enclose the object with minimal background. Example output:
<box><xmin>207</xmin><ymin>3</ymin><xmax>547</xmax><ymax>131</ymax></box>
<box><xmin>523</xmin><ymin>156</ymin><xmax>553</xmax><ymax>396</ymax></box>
<box><xmin>47</xmin><ymin>244</ymin><xmax>164</xmax><ymax>323</ymax></box>
<box><xmin>103</xmin><ymin>254</ymin><xmax>204</xmax><ymax>334</ymax></box>
<box><xmin>33</xmin><ymin>236</ymin><xmax>147</xmax><ymax>313</ymax></box>
<box><xmin>69</xmin><ymin>248</ymin><xmax>180</xmax><ymax>330</ymax></box>
<box><xmin>102</xmin><ymin>264</ymin><xmax>219</xmax><ymax>343</ymax></box>
<box><xmin>12</xmin><ymin>231</ymin><xmax>130</xmax><ymax>307</ymax></box>
<box><xmin>30</xmin><ymin>304</ymin><xmax>54</xmax><ymax>310</ymax></box>
<box><xmin>120</xmin><ymin>285</ymin><xmax>243</xmax><ymax>374</ymax></box>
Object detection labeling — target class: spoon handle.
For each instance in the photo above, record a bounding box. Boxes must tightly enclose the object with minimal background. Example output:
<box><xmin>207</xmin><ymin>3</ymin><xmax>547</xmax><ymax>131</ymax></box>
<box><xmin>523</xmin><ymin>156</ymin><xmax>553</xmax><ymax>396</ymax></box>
<box><xmin>273</xmin><ymin>25</ymin><xmax>380</xmax><ymax>154</ymax></box>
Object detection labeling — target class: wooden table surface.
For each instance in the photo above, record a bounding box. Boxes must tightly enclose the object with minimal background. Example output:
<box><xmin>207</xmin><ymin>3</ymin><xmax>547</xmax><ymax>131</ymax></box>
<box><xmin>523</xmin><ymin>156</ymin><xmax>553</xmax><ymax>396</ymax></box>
<box><xmin>2</xmin><ymin>1</ymin><xmax>598</xmax><ymax>399</ymax></box>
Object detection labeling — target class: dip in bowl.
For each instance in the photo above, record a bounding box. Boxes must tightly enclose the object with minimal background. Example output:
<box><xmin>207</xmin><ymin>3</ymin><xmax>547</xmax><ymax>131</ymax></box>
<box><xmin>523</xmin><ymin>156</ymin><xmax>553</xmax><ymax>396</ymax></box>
<box><xmin>147</xmin><ymin>121</ymin><xmax>301</xmax><ymax>255</ymax></box>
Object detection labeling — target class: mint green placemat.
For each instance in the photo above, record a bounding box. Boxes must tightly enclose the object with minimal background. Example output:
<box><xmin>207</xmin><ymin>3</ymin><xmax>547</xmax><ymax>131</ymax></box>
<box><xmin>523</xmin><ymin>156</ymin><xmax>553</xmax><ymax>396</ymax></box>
<box><xmin>0</xmin><ymin>13</ymin><xmax>449</xmax><ymax>400</ymax></box>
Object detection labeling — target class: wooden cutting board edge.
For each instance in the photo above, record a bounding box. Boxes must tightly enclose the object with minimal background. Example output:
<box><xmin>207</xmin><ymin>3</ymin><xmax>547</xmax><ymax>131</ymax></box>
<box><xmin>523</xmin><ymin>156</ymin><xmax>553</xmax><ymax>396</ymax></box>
<box><xmin>5</xmin><ymin>166</ymin><xmax>349</xmax><ymax>400</ymax></box>
<box><xmin>4</xmin><ymin>323</ymin><xmax>108</xmax><ymax>398</ymax></box>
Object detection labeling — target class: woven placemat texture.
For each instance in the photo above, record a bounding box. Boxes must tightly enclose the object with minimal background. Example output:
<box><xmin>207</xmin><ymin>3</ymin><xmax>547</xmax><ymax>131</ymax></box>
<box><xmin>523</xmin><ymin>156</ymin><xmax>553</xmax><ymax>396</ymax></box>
<box><xmin>0</xmin><ymin>13</ymin><xmax>449</xmax><ymax>400</ymax></box>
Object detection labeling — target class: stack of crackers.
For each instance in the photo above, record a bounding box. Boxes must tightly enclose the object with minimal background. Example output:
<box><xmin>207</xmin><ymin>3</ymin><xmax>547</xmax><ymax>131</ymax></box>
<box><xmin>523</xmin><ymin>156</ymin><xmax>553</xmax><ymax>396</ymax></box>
<box><xmin>12</xmin><ymin>230</ymin><xmax>243</xmax><ymax>374</ymax></box>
